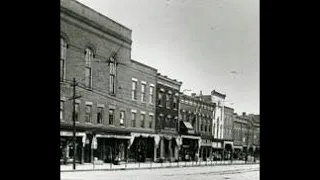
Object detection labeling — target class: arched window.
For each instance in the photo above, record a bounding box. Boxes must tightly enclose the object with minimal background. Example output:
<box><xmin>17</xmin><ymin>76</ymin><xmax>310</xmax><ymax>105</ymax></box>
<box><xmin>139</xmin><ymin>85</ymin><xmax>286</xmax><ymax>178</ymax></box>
<box><xmin>84</xmin><ymin>48</ymin><xmax>94</xmax><ymax>88</ymax></box>
<box><xmin>60</xmin><ymin>38</ymin><xmax>67</xmax><ymax>81</ymax></box>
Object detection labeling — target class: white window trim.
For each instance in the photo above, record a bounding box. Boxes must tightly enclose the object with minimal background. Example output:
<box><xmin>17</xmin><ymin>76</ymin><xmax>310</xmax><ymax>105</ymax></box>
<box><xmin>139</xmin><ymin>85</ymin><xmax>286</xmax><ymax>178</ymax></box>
<box><xmin>141</xmin><ymin>81</ymin><xmax>147</xmax><ymax>84</ymax></box>
<box><xmin>109</xmin><ymin>105</ymin><xmax>116</xmax><ymax>109</ymax></box>
<box><xmin>75</xmin><ymin>99</ymin><xmax>81</xmax><ymax>104</ymax></box>
<box><xmin>140</xmin><ymin>111</ymin><xmax>146</xmax><ymax>114</ymax></box>
<box><xmin>85</xmin><ymin>102</ymin><xmax>93</xmax><ymax>105</ymax></box>
<box><xmin>131</xmin><ymin>109</ymin><xmax>137</xmax><ymax>113</ymax></box>
<box><xmin>148</xmin><ymin>113</ymin><xmax>154</xmax><ymax>116</ymax></box>
<box><xmin>97</xmin><ymin>104</ymin><xmax>105</xmax><ymax>108</ymax></box>
<box><xmin>61</xmin><ymin>97</ymin><xmax>66</xmax><ymax>101</ymax></box>
<box><xmin>132</xmin><ymin>78</ymin><xmax>138</xmax><ymax>82</ymax></box>
<box><xmin>150</xmin><ymin>83</ymin><xmax>155</xmax><ymax>87</ymax></box>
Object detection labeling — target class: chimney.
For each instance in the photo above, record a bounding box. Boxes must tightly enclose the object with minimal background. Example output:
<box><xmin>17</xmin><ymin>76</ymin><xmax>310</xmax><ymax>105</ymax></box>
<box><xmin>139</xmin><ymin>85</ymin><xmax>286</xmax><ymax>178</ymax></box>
<box><xmin>191</xmin><ymin>93</ymin><xmax>196</xmax><ymax>97</ymax></box>
<box><xmin>242</xmin><ymin>112</ymin><xmax>246</xmax><ymax>116</ymax></box>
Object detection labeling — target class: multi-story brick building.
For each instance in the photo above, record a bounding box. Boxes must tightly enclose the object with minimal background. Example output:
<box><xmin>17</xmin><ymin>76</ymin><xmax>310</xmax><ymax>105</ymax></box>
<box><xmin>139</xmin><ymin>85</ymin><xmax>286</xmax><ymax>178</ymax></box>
<box><xmin>179</xmin><ymin>92</ymin><xmax>215</xmax><ymax>161</ymax></box>
<box><xmin>223</xmin><ymin>106</ymin><xmax>234</xmax><ymax>159</ymax></box>
<box><xmin>233</xmin><ymin>112</ymin><xmax>260</xmax><ymax>160</ymax></box>
<box><xmin>155</xmin><ymin>74</ymin><xmax>182</xmax><ymax>162</ymax></box>
<box><xmin>60</xmin><ymin>0</ymin><xmax>158</xmax><ymax>164</ymax></box>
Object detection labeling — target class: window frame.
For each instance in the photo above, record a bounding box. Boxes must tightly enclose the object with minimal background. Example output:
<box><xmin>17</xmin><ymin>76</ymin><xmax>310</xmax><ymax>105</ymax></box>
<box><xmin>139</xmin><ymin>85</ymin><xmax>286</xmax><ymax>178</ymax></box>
<box><xmin>60</xmin><ymin>38</ymin><xmax>67</xmax><ymax>81</ymax></box>
<box><xmin>85</xmin><ymin>104</ymin><xmax>92</xmax><ymax>123</ymax></box>
<box><xmin>109</xmin><ymin>109</ymin><xmax>115</xmax><ymax>125</ymax></box>
<box><xmin>84</xmin><ymin>48</ymin><xmax>93</xmax><ymax>89</ymax></box>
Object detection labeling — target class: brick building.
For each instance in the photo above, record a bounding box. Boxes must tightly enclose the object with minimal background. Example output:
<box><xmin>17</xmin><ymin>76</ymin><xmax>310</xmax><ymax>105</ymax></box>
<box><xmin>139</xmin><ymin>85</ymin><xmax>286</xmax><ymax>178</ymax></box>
<box><xmin>60</xmin><ymin>0</ymin><xmax>158</xmax><ymax>164</ymax></box>
<box><xmin>179</xmin><ymin>92</ymin><xmax>215</xmax><ymax>161</ymax></box>
<box><xmin>155</xmin><ymin>74</ymin><xmax>182</xmax><ymax>162</ymax></box>
<box><xmin>223</xmin><ymin>106</ymin><xmax>234</xmax><ymax>159</ymax></box>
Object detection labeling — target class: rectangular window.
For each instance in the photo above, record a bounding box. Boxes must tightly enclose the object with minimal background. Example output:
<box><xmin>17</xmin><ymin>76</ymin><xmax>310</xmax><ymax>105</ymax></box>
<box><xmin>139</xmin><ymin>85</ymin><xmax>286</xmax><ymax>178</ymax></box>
<box><xmin>75</xmin><ymin>103</ymin><xmax>79</xmax><ymax>122</ymax></box>
<box><xmin>109</xmin><ymin>109</ymin><xmax>114</xmax><ymax>125</ymax></box>
<box><xmin>173</xmin><ymin>96</ymin><xmax>177</xmax><ymax>109</ymax></box>
<box><xmin>97</xmin><ymin>107</ymin><xmax>103</xmax><ymax>124</ymax></box>
<box><xmin>141</xmin><ymin>84</ymin><xmax>146</xmax><ymax>102</ymax></box>
<box><xmin>60</xmin><ymin>38</ymin><xmax>67</xmax><ymax>81</ymax></box>
<box><xmin>85</xmin><ymin>67</ymin><xmax>92</xmax><ymax>88</ymax></box>
<box><xmin>157</xmin><ymin>92</ymin><xmax>162</xmax><ymax>106</ymax></box>
<box><xmin>110</xmin><ymin>75</ymin><xmax>115</xmax><ymax>94</ymax></box>
<box><xmin>85</xmin><ymin>105</ymin><xmax>92</xmax><ymax>123</ymax></box>
<box><xmin>132</xmin><ymin>81</ymin><xmax>137</xmax><ymax>100</ymax></box>
<box><xmin>60</xmin><ymin>59</ymin><xmax>65</xmax><ymax>81</ymax></box>
<box><xmin>120</xmin><ymin>111</ymin><xmax>125</xmax><ymax>127</ymax></box>
<box><xmin>149</xmin><ymin>115</ymin><xmax>153</xmax><ymax>128</ymax></box>
<box><xmin>166</xmin><ymin>94</ymin><xmax>170</xmax><ymax>109</ymax></box>
<box><xmin>109</xmin><ymin>58</ymin><xmax>116</xmax><ymax>94</ymax></box>
<box><xmin>60</xmin><ymin>101</ymin><xmax>64</xmax><ymax>120</ymax></box>
<box><xmin>149</xmin><ymin>86</ymin><xmax>154</xmax><ymax>104</ymax></box>
<box><xmin>131</xmin><ymin>112</ymin><xmax>136</xmax><ymax>127</ymax></box>
<box><xmin>140</xmin><ymin>114</ymin><xmax>145</xmax><ymax>128</ymax></box>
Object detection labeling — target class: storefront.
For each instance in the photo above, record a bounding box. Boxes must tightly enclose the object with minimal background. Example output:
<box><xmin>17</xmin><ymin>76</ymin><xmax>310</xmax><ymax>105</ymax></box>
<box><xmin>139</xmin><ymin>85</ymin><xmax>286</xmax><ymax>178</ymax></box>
<box><xmin>128</xmin><ymin>133</ymin><xmax>159</xmax><ymax>162</ymax></box>
<box><xmin>212</xmin><ymin>141</ymin><xmax>224</xmax><ymax>160</ymax></box>
<box><xmin>60</xmin><ymin>131</ymin><xmax>86</xmax><ymax>164</ymax></box>
<box><xmin>94</xmin><ymin>134</ymin><xmax>131</xmax><ymax>163</ymax></box>
<box><xmin>200</xmin><ymin>139</ymin><xmax>212</xmax><ymax>161</ymax></box>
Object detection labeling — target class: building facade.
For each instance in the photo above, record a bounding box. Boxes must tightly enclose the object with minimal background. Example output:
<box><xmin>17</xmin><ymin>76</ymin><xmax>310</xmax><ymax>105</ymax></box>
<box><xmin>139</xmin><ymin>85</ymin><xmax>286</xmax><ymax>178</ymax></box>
<box><xmin>155</xmin><ymin>74</ymin><xmax>182</xmax><ymax>162</ymax></box>
<box><xmin>60</xmin><ymin>0</ymin><xmax>158</xmax><ymax>164</ymax></box>
<box><xmin>223</xmin><ymin>106</ymin><xmax>234</xmax><ymax>159</ymax></box>
<box><xmin>202</xmin><ymin>90</ymin><xmax>226</xmax><ymax>158</ymax></box>
<box><xmin>179</xmin><ymin>92</ymin><xmax>215</xmax><ymax>161</ymax></box>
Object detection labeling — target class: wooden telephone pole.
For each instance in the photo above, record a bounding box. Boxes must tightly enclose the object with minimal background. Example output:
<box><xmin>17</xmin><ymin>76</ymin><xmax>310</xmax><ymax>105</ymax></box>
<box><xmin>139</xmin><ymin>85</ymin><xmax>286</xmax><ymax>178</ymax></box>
<box><xmin>70</xmin><ymin>78</ymin><xmax>81</xmax><ymax>170</ymax></box>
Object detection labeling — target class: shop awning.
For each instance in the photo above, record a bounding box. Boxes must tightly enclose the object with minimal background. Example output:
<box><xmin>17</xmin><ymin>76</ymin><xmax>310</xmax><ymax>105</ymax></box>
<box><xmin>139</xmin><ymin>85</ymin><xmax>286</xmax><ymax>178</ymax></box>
<box><xmin>60</xmin><ymin>131</ymin><xmax>85</xmax><ymax>137</ymax></box>
<box><xmin>181</xmin><ymin>135</ymin><xmax>201</xmax><ymax>140</ymax></box>
<box><xmin>95</xmin><ymin>134</ymin><xmax>131</xmax><ymax>139</ymax></box>
<box><xmin>182</xmin><ymin>121</ymin><xmax>194</xmax><ymax>130</ymax></box>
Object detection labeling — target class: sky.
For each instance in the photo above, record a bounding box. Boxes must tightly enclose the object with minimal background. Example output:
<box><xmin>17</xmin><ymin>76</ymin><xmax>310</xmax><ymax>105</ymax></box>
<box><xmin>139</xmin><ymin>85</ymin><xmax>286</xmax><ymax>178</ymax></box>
<box><xmin>77</xmin><ymin>0</ymin><xmax>260</xmax><ymax>115</ymax></box>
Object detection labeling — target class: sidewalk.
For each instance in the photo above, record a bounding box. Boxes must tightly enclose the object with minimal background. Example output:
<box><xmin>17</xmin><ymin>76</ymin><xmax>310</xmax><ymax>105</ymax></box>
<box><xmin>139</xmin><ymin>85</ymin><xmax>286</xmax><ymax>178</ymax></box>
<box><xmin>61</xmin><ymin>160</ymin><xmax>259</xmax><ymax>172</ymax></box>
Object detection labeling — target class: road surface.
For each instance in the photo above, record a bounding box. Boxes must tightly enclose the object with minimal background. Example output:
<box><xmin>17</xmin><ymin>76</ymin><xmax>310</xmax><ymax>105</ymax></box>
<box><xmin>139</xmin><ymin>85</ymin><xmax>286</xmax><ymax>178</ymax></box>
<box><xmin>61</xmin><ymin>164</ymin><xmax>259</xmax><ymax>180</ymax></box>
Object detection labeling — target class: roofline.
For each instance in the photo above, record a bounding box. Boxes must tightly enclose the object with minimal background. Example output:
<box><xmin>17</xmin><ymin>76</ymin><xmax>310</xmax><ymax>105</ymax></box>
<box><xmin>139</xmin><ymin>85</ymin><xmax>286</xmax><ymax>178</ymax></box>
<box><xmin>211</xmin><ymin>90</ymin><xmax>226</xmax><ymax>98</ymax></box>
<box><xmin>131</xmin><ymin>59</ymin><xmax>157</xmax><ymax>71</ymax></box>
<box><xmin>67</xmin><ymin>0</ymin><xmax>132</xmax><ymax>32</ymax></box>
<box><xmin>157</xmin><ymin>73</ymin><xmax>183</xmax><ymax>86</ymax></box>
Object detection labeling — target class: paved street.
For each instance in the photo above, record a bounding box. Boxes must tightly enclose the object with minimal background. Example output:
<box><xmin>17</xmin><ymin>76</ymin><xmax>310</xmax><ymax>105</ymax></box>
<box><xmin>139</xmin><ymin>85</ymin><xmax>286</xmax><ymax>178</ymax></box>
<box><xmin>61</xmin><ymin>164</ymin><xmax>259</xmax><ymax>180</ymax></box>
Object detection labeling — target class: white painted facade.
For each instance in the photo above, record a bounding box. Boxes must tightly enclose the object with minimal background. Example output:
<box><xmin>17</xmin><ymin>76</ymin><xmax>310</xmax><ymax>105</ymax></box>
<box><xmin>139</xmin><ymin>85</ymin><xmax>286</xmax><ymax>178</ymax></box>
<box><xmin>211</xmin><ymin>94</ymin><xmax>226</xmax><ymax>140</ymax></box>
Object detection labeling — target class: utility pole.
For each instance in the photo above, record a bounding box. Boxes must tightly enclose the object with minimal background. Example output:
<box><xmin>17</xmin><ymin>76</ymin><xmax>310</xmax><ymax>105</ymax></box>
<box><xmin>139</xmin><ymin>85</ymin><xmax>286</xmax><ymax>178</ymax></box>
<box><xmin>71</xmin><ymin>78</ymin><xmax>81</xmax><ymax>170</ymax></box>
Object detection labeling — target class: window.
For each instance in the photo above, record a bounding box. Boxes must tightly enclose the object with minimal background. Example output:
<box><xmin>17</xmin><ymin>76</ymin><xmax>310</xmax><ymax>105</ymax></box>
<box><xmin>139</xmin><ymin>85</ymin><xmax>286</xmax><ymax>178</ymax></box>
<box><xmin>85</xmin><ymin>48</ymin><xmax>93</xmax><ymax>88</ymax></box>
<box><xmin>157</xmin><ymin>92</ymin><xmax>162</xmax><ymax>106</ymax></box>
<box><xmin>173</xmin><ymin>96</ymin><xmax>177</xmax><ymax>109</ymax></box>
<box><xmin>201</xmin><ymin>120</ymin><xmax>204</xmax><ymax>131</ymax></box>
<box><xmin>60</xmin><ymin>100</ymin><xmax>64</xmax><ymax>120</ymax></box>
<box><xmin>60</xmin><ymin>38</ymin><xmax>67</xmax><ymax>81</ymax></box>
<box><xmin>132</xmin><ymin>81</ymin><xmax>137</xmax><ymax>100</ymax></box>
<box><xmin>149</xmin><ymin>86</ymin><xmax>154</xmax><ymax>104</ymax></box>
<box><xmin>166</xmin><ymin>94</ymin><xmax>170</xmax><ymax>108</ymax></box>
<box><xmin>120</xmin><ymin>111</ymin><xmax>125</xmax><ymax>126</ymax></box>
<box><xmin>165</xmin><ymin>116</ymin><xmax>170</xmax><ymax>128</ymax></box>
<box><xmin>141</xmin><ymin>83</ymin><xmax>146</xmax><ymax>102</ymax></box>
<box><xmin>109</xmin><ymin>57</ymin><xmax>116</xmax><ymax>94</ymax></box>
<box><xmin>131</xmin><ymin>112</ymin><xmax>136</xmax><ymax>127</ymax></box>
<box><xmin>204</xmin><ymin>120</ymin><xmax>207</xmax><ymax>132</ymax></box>
<box><xmin>75</xmin><ymin>103</ymin><xmax>80</xmax><ymax>122</ymax></box>
<box><xmin>149</xmin><ymin>115</ymin><xmax>153</xmax><ymax>128</ymax></box>
<box><xmin>85</xmin><ymin>105</ymin><xmax>92</xmax><ymax>123</ymax></box>
<box><xmin>97</xmin><ymin>107</ymin><xmax>103</xmax><ymax>124</ymax></box>
<box><xmin>109</xmin><ymin>109</ymin><xmax>114</xmax><ymax>125</ymax></box>
<box><xmin>140</xmin><ymin>114</ymin><xmax>145</xmax><ymax>128</ymax></box>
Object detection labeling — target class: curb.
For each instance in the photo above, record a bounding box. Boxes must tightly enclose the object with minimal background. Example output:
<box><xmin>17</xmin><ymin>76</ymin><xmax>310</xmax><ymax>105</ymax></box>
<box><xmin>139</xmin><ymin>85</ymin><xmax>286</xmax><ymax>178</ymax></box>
<box><xmin>61</xmin><ymin>162</ymin><xmax>259</xmax><ymax>173</ymax></box>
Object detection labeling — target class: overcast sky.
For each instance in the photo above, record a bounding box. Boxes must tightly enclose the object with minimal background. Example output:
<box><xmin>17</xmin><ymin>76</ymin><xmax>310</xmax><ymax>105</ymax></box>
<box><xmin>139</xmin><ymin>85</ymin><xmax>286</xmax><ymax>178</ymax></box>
<box><xmin>77</xmin><ymin>0</ymin><xmax>259</xmax><ymax>115</ymax></box>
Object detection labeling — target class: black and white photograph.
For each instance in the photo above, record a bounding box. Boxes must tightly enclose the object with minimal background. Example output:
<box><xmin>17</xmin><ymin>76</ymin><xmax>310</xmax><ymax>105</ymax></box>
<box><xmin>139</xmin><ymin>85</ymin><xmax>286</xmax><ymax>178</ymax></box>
<box><xmin>60</xmin><ymin>0</ymin><xmax>259</xmax><ymax>179</ymax></box>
